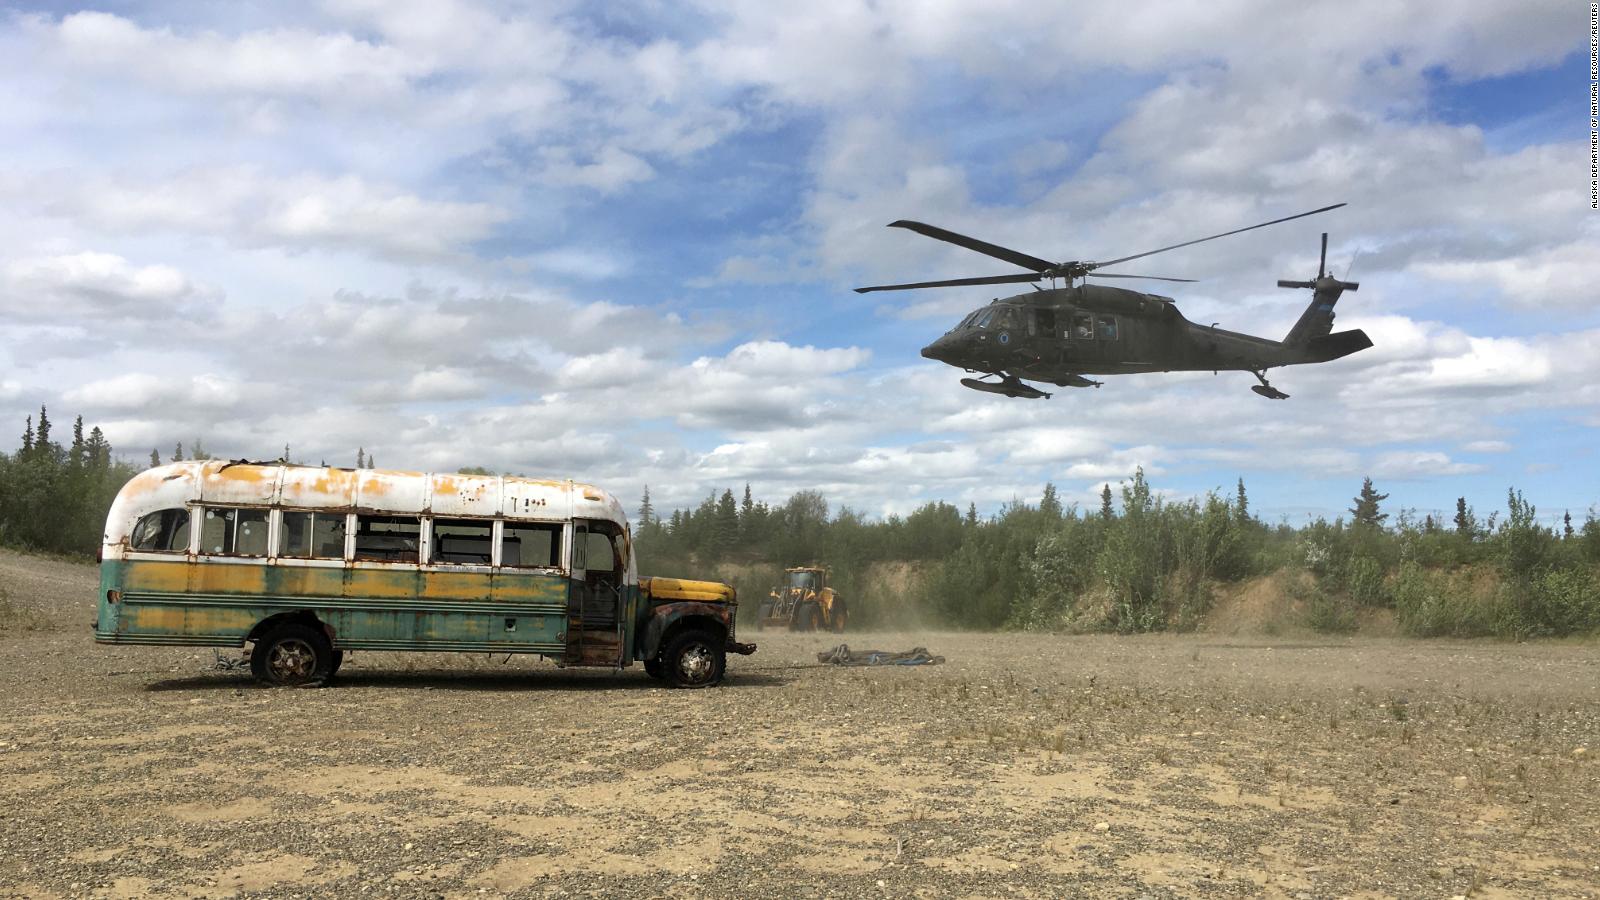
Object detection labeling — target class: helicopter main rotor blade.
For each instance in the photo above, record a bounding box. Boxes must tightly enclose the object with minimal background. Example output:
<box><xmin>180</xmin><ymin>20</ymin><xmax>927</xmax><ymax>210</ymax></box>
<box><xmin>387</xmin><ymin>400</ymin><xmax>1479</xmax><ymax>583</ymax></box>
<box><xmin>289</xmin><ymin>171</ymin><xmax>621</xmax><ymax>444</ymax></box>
<box><xmin>1089</xmin><ymin>203</ymin><xmax>1347</xmax><ymax>271</ymax></box>
<box><xmin>888</xmin><ymin>220</ymin><xmax>1056</xmax><ymax>273</ymax></box>
<box><xmin>1085</xmin><ymin>272</ymin><xmax>1198</xmax><ymax>283</ymax></box>
<box><xmin>855</xmin><ymin>272</ymin><xmax>1044</xmax><ymax>294</ymax></box>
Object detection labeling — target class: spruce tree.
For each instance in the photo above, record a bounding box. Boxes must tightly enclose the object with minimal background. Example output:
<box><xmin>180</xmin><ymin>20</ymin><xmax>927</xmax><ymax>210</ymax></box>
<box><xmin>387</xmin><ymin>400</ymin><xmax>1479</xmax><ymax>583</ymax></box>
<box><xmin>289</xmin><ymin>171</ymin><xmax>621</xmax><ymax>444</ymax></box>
<box><xmin>70</xmin><ymin>416</ymin><xmax>86</xmax><ymax>468</ymax></box>
<box><xmin>149</xmin><ymin>448</ymin><xmax>161</xmax><ymax>468</ymax></box>
<box><xmin>35</xmin><ymin>406</ymin><xmax>51</xmax><ymax>452</ymax></box>
<box><xmin>356</xmin><ymin>447</ymin><xmax>365</xmax><ymax>469</ymax></box>
<box><xmin>638</xmin><ymin>485</ymin><xmax>655</xmax><ymax>529</ymax></box>
<box><xmin>1235</xmin><ymin>477</ymin><xmax>1250</xmax><ymax>524</ymax></box>
<box><xmin>965</xmin><ymin>503</ymin><xmax>978</xmax><ymax>527</ymax></box>
<box><xmin>1100</xmin><ymin>484</ymin><xmax>1114</xmax><ymax>521</ymax></box>
<box><xmin>713</xmin><ymin>488</ymin><xmax>739</xmax><ymax>557</ymax></box>
<box><xmin>172</xmin><ymin>442</ymin><xmax>184</xmax><ymax>463</ymax></box>
<box><xmin>21</xmin><ymin>415</ymin><xmax>33</xmax><ymax>455</ymax></box>
<box><xmin>85</xmin><ymin>427</ymin><xmax>108</xmax><ymax>469</ymax></box>
<box><xmin>1040</xmin><ymin>483</ymin><xmax>1062</xmax><ymax>518</ymax></box>
<box><xmin>1349</xmin><ymin>477</ymin><xmax>1389</xmax><ymax>528</ymax></box>
<box><xmin>1454</xmin><ymin>497</ymin><xmax>1476</xmax><ymax>538</ymax></box>
<box><xmin>1564</xmin><ymin>510</ymin><xmax>1574</xmax><ymax>539</ymax></box>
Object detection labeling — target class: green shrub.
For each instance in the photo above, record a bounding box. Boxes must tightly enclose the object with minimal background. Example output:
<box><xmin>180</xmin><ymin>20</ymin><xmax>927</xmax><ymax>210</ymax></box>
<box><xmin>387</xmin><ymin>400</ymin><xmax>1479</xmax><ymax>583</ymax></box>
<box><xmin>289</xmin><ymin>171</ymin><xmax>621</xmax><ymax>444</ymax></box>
<box><xmin>1393</xmin><ymin>563</ymin><xmax>1507</xmax><ymax>637</ymax></box>
<box><xmin>1523</xmin><ymin>568</ymin><xmax>1600</xmax><ymax>637</ymax></box>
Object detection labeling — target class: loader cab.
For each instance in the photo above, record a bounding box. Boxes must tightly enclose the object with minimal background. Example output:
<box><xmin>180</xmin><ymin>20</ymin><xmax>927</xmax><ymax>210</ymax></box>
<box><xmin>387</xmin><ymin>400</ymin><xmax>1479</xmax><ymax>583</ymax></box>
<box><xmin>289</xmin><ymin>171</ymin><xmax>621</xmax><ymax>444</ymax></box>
<box><xmin>787</xmin><ymin>570</ymin><xmax>820</xmax><ymax>590</ymax></box>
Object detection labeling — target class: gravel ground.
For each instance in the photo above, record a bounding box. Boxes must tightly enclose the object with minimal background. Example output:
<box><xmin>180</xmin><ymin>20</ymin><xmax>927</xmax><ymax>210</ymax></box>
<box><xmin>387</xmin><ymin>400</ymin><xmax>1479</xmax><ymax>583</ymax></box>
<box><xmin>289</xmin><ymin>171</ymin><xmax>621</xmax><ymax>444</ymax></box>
<box><xmin>2</xmin><ymin>547</ymin><xmax>1598</xmax><ymax>899</ymax></box>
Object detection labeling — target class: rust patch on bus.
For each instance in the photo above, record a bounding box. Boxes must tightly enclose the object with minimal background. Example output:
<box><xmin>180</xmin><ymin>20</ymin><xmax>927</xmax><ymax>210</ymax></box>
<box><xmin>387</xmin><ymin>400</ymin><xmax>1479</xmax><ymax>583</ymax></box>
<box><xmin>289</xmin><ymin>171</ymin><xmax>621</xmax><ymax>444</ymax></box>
<box><xmin>122</xmin><ymin>561</ymin><xmax>190</xmax><ymax>593</ymax></box>
<box><xmin>129</xmin><ymin>606</ymin><xmax>253</xmax><ymax>634</ymax></box>
<box><xmin>214</xmin><ymin>466</ymin><xmax>273</xmax><ymax>483</ymax></box>
<box><xmin>190</xmin><ymin>564</ymin><xmax>268</xmax><ymax>596</ymax></box>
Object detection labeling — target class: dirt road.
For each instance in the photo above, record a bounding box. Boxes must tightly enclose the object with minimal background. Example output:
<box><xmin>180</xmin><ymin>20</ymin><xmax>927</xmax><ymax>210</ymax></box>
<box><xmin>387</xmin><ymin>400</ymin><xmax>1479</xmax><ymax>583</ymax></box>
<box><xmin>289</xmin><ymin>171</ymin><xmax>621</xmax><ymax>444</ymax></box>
<box><xmin>1</xmin><ymin>548</ymin><xmax>1597</xmax><ymax>898</ymax></box>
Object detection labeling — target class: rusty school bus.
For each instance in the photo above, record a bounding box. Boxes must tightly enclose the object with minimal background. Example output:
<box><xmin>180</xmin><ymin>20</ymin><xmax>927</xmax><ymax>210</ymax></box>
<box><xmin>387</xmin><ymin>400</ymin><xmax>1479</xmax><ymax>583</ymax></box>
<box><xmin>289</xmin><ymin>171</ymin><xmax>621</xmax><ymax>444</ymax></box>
<box><xmin>95</xmin><ymin>461</ymin><xmax>754</xmax><ymax>687</ymax></box>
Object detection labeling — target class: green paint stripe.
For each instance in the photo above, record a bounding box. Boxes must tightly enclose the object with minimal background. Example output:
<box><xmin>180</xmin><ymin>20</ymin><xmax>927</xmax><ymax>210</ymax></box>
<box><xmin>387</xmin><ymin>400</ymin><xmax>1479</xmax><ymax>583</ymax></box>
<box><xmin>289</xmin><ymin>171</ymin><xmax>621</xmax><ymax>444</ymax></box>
<box><xmin>335</xmin><ymin>640</ymin><xmax>566</xmax><ymax>653</ymax></box>
<box><xmin>95</xmin><ymin>632</ymin><xmax>243</xmax><ymax>646</ymax></box>
<box><xmin>95</xmin><ymin>631</ymin><xmax>566</xmax><ymax>655</ymax></box>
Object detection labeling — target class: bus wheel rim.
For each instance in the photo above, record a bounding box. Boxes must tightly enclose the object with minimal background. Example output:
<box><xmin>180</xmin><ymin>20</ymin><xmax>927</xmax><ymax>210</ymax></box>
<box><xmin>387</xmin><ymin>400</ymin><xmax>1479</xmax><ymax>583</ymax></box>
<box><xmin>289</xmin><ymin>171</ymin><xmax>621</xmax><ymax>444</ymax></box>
<box><xmin>679</xmin><ymin>645</ymin><xmax>713</xmax><ymax>682</ymax></box>
<box><xmin>269</xmin><ymin>639</ymin><xmax>315</xmax><ymax>681</ymax></box>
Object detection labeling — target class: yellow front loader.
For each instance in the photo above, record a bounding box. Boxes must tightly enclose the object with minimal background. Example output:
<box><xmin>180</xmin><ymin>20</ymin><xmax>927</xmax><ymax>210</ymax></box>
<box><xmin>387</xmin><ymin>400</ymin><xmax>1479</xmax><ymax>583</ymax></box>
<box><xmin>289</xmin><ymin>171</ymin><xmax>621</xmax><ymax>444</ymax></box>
<box><xmin>755</xmin><ymin>566</ymin><xmax>847</xmax><ymax>632</ymax></box>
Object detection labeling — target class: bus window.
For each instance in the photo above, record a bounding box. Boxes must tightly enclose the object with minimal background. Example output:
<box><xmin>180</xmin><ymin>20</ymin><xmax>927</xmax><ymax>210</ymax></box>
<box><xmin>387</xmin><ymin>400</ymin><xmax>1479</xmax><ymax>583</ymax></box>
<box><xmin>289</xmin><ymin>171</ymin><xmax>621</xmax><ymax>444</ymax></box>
<box><xmin>353</xmin><ymin>515</ymin><xmax>421</xmax><ymax>562</ymax></box>
<box><xmin>431</xmin><ymin>519</ymin><xmax>494</xmax><ymax>566</ymax></box>
<box><xmin>585</xmin><ymin>529</ymin><xmax>617</xmax><ymax>573</ymax></box>
<box><xmin>279</xmin><ymin>511</ymin><xmax>346</xmax><ymax>559</ymax></box>
<box><xmin>501</xmin><ymin>522</ymin><xmax>560</xmax><ymax>568</ymax></box>
<box><xmin>199</xmin><ymin>508</ymin><xmax>269</xmax><ymax>556</ymax></box>
<box><xmin>130</xmin><ymin>508</ymin><xmax>190</xmax><ymax>553</ymax></box>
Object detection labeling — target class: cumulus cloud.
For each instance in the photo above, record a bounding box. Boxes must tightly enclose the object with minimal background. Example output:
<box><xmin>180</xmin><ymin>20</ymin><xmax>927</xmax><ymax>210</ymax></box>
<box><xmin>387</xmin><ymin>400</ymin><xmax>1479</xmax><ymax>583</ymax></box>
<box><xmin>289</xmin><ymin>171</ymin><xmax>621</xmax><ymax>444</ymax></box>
<box><xmin>63</xmin><ymin>373</ymin><xmax>243</xmax><ymax>412</ymax></box>
<box><xmin>48</xmin><ymin>12</ymin><xmax>422</xmax><ymax>100</ymax></box>
<box><xmin>1</xmin><ymin>251</ymin><xmax>217</xmax><ymax>320</ymax></box>
<box><xmin>9</xmin><ymin>168</ymin><xmax>508</xmax><ymax>262</ymax></box>
<box><xmin>0</xmin><ymin>2</ymin><xmax>1592</xmax><ymax>520</ymax></box>
<box><xmin>1370</xmin><ymin>451</ymin><xmax>1486</xmax><ymax>479</ymax></box>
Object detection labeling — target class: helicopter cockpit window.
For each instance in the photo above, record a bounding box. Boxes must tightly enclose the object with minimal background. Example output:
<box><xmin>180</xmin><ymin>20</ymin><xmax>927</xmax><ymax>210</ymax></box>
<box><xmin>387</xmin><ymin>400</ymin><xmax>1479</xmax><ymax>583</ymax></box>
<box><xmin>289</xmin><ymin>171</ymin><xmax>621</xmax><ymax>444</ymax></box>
<box><xmin>974</xmin><ymin>309</ymin><xmax>996</xmax><ymax>328</ymax></box>
<box><xmin>1097</xmin><ymin>315</ymin><xmax>1118</xmax><ymax>340</ymax></box>
<box><xmin>1071</xmin><ymin>311</ymin><xmax>1094</xmax><ymax>339</ymax></box>
<box><xmin>992</xmin><ymin>308</ymin><xmax>1017</xmax><ymax>330</ymax></box>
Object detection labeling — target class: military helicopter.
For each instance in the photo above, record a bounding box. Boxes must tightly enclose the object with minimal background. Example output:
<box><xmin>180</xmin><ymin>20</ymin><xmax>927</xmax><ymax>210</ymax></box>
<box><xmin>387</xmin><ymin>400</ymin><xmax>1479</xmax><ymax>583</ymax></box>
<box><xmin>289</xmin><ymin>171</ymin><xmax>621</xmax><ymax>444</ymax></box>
<box><xmin>856</xmin><ymin>203</ymin><xmax>1369</xmax><ymax>399</ymax></box>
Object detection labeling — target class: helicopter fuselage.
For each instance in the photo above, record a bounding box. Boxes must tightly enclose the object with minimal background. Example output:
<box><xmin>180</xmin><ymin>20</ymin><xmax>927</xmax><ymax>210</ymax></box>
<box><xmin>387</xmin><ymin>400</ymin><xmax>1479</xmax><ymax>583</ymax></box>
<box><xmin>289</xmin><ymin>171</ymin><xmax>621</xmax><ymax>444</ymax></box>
<box><xmin>920</xmin><ymin>284</ymin><xmax>1315</xmax><ymax>384</ymax></box>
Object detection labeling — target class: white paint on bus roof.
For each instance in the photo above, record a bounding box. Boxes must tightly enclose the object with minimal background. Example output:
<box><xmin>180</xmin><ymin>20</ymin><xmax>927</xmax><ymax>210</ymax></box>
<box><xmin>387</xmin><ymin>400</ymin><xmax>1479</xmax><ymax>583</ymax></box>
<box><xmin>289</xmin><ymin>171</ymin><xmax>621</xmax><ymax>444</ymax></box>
<box><xmin>105</xmin><ymin>461</ymin><xmax>626</xmax><ymax>544</ymax></box>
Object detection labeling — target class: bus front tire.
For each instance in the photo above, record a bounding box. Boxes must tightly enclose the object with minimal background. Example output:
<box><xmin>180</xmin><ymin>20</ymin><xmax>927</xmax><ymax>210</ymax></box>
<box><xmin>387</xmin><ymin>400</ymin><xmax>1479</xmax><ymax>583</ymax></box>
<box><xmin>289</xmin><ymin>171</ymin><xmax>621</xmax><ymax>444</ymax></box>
<box><xmin>660</xmin><ymin>629</ymin><xmax>725</xmax><ymax>689</ymax></box>
<box><xmin>250</xmin><ymin>624</ymin><xmax>335</xmax><ymax>687</ymax></box>
<box><xmin>643</xmin><ymin>658</ymin><xmax>664</xmax><ymax>680</ymax></box>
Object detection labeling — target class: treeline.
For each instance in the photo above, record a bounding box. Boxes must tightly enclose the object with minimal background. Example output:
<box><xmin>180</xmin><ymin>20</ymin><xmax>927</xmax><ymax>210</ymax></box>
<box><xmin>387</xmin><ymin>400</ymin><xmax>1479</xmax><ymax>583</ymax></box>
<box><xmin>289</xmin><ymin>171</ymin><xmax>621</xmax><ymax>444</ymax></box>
<box><xmin>0</xmin><ymin>407</ymin><xmax>142</xmax><ymax>554</ymax></box>
<box><xmin>3</xmin><ymin>410</ymin><xmax>1597</xmax><ymax>638</ymax></box>
<box><xmin>637</xmin><ymin>474</ymin><xmax>1600</xmax><ymax>638</ymax></box>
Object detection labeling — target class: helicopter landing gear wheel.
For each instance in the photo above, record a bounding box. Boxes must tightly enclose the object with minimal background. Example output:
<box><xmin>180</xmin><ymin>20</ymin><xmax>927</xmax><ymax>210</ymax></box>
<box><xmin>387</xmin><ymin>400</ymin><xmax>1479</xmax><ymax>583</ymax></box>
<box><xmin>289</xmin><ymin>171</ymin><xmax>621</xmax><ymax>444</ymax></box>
<box><xmin>1249</xmin><ymin>369</ymin><xmax>1289</xmax><ymax>400</ymax></box>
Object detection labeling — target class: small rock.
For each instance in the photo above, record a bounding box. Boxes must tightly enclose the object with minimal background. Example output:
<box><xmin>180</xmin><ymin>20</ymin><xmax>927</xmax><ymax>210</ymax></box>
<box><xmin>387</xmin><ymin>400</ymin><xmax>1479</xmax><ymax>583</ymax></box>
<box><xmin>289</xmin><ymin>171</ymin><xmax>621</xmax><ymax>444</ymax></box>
<box><xmin>1092</xmin><ymin>822</ymin><xmax>1110</xmax><ymax>832</ymax></box>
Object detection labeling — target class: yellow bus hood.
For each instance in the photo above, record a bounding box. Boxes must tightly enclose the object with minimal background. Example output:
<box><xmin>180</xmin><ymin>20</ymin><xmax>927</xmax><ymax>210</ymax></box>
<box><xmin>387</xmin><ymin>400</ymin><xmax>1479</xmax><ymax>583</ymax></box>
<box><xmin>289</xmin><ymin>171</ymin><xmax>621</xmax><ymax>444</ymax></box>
<box><xmin>641</xmin><ymin>576</ymin><xmax>735</xmax><ymax>604</ymax></box>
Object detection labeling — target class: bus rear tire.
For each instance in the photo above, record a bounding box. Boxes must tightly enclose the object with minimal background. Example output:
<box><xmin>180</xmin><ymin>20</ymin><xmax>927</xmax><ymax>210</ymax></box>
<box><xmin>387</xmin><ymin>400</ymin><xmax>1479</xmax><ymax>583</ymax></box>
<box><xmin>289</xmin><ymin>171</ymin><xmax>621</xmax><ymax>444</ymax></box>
<box><xmin>250</xmin><ymin>624</ymin><xmax>334</xmax><ymax>687</ymax></box>
<box><xmin>660</xmin><ymin>628</ymin><xmax>725</xmax><ymax>689</ymax></box>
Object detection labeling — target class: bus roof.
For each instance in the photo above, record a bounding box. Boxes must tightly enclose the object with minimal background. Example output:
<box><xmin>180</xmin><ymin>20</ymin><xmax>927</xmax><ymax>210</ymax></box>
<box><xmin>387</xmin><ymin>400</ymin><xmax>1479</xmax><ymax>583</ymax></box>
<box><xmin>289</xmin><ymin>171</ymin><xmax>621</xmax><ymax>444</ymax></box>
<box><xmin>106</xmin><ymin>461</ymin><xmax>627</xmax><ymax>543</ymax></box>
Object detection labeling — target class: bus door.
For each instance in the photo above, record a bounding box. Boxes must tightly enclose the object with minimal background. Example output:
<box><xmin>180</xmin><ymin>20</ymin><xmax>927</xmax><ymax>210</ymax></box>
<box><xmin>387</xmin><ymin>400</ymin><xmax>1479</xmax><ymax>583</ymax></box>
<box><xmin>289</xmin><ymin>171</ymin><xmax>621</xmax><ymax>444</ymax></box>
<box><xmin>565</xmin><ymin>520</ymin><xmax>624</xmax><ymax>666</ymax></box>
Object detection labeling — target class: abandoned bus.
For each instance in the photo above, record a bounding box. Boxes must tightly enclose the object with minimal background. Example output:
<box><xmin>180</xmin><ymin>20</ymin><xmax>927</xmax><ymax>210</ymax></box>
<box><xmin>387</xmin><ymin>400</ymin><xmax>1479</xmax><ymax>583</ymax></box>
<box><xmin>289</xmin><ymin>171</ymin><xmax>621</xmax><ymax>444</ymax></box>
<box><xmin>95</xmin><ymin>461</ymin><xmax>753</xmax><ymax>687</ymax></box>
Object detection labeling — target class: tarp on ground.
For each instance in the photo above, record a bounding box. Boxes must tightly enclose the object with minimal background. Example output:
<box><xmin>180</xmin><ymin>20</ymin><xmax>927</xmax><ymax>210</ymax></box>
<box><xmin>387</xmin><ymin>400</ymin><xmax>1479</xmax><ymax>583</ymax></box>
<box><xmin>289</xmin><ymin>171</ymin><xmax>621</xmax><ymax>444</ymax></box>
<box><xmin>817</xmin><ymin>644</ymin><xmax>944</xmax><ymax>666</ymax></box>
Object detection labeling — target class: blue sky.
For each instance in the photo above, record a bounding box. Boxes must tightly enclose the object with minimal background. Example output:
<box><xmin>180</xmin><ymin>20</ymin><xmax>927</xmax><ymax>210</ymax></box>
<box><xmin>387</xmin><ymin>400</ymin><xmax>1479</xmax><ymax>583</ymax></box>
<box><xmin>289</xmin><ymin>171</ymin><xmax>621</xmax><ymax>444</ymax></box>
<box><xmin>0</xmin><ymin>1</ymin><xmax>1594</xmax><ymax>526</ymax></box>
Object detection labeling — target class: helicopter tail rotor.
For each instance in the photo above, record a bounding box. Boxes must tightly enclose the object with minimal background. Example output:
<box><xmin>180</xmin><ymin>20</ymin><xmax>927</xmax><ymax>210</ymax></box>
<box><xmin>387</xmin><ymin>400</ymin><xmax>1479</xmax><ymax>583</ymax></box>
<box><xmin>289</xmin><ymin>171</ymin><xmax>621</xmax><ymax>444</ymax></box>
<box><xmin>1279</xmin><ymin>232</ymin><xmax>1362</xmax><ymax>349</ymax></box>
<box><xmin>1277</xmin><ymin>233</ymin><xmax>1358</xmax><ymax>292</ymax></box>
